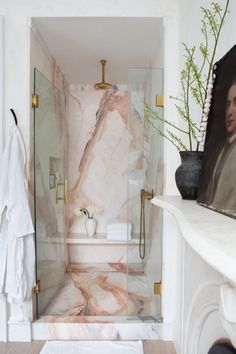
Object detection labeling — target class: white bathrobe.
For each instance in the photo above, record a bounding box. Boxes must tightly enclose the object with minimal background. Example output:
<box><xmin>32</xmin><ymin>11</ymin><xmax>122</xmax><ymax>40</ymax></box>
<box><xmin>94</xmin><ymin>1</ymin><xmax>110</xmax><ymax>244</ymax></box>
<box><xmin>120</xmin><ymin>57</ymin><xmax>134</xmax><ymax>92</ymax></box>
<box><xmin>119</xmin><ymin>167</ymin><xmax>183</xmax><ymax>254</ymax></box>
<box><xmin>0</xmin><ymin>125</ymin><xmax>35</xmax><ymax>303</ymax></box>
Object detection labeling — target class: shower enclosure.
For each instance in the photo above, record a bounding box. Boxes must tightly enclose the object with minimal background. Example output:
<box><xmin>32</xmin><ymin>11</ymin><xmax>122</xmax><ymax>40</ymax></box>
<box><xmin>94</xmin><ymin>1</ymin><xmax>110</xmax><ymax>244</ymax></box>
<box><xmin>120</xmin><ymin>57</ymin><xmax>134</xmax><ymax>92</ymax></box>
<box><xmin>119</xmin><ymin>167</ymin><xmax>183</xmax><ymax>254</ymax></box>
<box><xmin>33</xmin><ymin>67</ymin><xmax>163</xmax><ymax>321</ymax></box>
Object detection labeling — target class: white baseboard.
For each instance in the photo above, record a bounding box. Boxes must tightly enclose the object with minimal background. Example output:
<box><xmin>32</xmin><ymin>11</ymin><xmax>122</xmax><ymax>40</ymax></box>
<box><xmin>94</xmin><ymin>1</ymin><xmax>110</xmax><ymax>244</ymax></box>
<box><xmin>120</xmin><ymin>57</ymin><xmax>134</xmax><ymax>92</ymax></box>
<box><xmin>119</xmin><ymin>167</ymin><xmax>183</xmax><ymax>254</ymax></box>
<box><xmin>8</xmin><ymin>322</ymin><xmax>31</xmax><ymax>342</ymax></box>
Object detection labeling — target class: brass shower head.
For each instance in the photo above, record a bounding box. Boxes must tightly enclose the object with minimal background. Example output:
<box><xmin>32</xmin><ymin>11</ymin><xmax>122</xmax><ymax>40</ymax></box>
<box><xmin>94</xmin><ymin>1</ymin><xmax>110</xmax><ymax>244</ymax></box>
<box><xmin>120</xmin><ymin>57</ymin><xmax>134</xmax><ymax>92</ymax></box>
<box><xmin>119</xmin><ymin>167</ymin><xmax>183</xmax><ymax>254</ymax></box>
<box><xmin>94</xmin><ymin>59</ymin><xmax>113</xmax><ymax>90</ymax></box>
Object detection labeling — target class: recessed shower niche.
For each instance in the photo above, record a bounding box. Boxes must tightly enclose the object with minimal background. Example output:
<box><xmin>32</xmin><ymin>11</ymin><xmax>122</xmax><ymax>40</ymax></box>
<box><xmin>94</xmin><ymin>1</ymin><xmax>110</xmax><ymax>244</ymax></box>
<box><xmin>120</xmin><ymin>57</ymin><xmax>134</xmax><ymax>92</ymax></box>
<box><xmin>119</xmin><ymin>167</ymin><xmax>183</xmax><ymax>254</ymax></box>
<box><xmin>30</xmin><ymin>17</ymin><xmax>164</xmax><ymax>337</ymax></box>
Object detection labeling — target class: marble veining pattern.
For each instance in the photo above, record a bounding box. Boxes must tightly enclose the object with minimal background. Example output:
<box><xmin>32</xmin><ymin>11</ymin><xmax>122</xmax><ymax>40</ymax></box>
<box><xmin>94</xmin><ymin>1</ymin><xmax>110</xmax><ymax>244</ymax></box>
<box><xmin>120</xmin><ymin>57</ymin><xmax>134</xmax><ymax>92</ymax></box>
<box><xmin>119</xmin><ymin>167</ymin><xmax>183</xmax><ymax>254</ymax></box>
<box><xmin>42</xmin><ymin>263</ymin><xmax>151</xmax><ymax>317</ymax></box>
<box><xmin>67</xmin><ymin>88</ymin><xmax>144</xmax><ymax>234</ymax></box>
<box><xmin>32</xmin><ymin>319</ymin><xmax>161</xmax><ymax>340</ymax></box>
<box><xmin>68</xmin><ymin>242</ymin><xmax>140</xmax><ymax>263</ymax></box>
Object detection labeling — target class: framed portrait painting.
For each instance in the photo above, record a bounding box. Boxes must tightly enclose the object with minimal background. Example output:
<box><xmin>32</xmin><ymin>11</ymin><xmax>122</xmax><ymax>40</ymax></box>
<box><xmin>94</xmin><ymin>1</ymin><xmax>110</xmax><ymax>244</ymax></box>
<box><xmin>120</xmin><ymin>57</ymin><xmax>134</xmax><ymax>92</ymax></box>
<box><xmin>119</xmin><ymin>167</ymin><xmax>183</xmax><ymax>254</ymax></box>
<box><xmin>197</xmin><ymin>45</ymin><xmax>236</xmax><ymax>219</ymax></box>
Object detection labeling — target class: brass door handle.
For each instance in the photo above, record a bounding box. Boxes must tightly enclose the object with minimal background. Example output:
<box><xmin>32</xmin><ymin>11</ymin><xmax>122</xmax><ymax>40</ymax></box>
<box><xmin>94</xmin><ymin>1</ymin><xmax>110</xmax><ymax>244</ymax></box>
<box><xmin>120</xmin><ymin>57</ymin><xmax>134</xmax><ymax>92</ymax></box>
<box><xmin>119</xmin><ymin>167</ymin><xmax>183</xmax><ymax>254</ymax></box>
<box><xmin>55</xmin><ymin>178</ymin><xmax>68</xmax><ymax>204</ymax></box>
<box><xmin>64</xmin><ymin>178</ymin><xmax>68</xmax><ymax>204</ymax></box>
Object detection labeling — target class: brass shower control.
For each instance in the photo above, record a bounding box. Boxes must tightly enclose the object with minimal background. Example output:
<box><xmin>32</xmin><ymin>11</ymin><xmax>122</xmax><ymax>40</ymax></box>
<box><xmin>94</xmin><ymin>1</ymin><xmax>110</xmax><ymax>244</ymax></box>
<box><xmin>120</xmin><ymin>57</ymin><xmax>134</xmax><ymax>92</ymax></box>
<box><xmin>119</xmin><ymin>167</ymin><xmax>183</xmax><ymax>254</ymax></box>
<box><xmin>55</xmin><ymin>178</ymin><xmax>68</xmax><ymax>204</ymax></box>
<box><xmin>140</xmin><ymin>189</ymin><xmax>154</xmax><ymax>205</ymax></box>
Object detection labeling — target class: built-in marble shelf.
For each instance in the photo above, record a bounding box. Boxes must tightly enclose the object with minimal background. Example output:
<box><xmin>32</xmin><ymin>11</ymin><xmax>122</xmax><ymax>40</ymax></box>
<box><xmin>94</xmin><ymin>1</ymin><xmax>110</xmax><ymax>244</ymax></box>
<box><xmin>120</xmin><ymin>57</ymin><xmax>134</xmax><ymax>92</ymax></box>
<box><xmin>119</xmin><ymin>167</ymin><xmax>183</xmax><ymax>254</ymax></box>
<box><xmin>37</xmin><ymin>233</ymin><xmax>140</xmax><ymax>245</ymax></box>
<box><xmin>37</xmin><ymin>236</ymin><xmax>64</xmax><ymax>243</ymax></box>
<box><xmin>65</xmin><ymin>233</ymin><xmax>140</xmax><ymax>245</ymax></box>
<box><xmin>151</xmin><ymin>196</ymin><xmax>236</xmax><ymax>284</ymax></box>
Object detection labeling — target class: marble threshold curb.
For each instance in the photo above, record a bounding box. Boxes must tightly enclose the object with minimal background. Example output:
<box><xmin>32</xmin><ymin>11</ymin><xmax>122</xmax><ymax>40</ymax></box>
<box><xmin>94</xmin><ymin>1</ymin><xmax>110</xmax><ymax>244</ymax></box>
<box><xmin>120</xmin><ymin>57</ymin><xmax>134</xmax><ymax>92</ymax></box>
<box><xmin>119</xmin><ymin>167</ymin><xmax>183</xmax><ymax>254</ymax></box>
<box><xmin>32</xmin><ymin>317</ymin><xmax>165</xmax><ymax>340</ymax></box>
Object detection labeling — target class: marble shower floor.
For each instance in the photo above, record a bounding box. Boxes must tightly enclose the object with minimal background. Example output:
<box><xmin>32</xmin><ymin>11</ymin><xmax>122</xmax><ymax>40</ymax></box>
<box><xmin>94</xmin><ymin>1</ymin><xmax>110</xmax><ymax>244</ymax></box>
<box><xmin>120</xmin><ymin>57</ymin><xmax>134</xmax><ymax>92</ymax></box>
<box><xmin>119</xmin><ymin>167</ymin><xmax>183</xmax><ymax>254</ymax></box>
<box><xmin>42</xmin><ymin>263</ymin><xmax>152</xmax><ymax>318</ymax></box>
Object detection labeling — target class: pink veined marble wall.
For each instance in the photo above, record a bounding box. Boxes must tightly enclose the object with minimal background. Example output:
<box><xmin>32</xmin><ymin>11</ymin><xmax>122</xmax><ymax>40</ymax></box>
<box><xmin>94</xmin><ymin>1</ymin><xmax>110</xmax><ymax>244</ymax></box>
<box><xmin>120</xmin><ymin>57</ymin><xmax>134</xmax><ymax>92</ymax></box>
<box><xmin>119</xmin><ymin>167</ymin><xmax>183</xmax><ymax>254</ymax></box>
<box><xmin>67</xmin><ymin>87</ymin><xmax>143</xmax><ymax>234</ymax></box>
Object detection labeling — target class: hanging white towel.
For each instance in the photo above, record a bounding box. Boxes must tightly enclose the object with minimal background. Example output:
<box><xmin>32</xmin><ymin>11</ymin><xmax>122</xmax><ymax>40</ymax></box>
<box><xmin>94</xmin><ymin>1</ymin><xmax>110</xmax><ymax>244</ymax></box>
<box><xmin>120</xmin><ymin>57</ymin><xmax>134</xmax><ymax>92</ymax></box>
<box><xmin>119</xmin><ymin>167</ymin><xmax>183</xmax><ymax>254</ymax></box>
<box><xmin>0</xmin><ymin>125</ymin><xmax>35</xmax><ymax>303</ymax></box>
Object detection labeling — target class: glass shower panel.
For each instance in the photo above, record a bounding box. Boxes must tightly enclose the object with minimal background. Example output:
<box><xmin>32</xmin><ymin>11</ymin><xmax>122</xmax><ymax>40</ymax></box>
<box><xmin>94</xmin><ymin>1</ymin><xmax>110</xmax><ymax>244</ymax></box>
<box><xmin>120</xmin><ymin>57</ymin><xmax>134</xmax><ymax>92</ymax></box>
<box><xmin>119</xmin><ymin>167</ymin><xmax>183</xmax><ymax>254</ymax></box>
<box><xmin>127</xmin><ymin>68</ymin><xmax>163</xmax><ymax>319</ymax></box>
<box><xmin>34</xmin><ymin>69</ymin><xmax>66</xmax><ymax>318</ymax></box>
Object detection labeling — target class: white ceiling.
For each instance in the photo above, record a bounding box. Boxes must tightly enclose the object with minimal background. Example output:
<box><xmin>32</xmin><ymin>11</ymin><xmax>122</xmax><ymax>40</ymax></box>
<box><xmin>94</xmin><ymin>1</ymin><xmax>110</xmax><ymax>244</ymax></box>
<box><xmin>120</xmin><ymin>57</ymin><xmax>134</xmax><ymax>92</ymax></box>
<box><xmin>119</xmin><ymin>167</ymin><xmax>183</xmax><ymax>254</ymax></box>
<box><xmin>33</xmin><ymin>17</ymin><xmax>163</xmax><ymax>85</ymax></box>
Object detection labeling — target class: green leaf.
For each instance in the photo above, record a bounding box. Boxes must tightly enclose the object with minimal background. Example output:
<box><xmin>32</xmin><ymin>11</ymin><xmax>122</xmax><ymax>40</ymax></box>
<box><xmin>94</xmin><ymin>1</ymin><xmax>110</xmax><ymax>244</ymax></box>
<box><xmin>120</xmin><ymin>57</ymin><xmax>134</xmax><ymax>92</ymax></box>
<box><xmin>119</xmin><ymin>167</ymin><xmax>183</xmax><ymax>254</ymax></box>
<box><xmin>143</xmin><ymin>0</ymin><xmax>229</xmax><ymax>152</ymax></box>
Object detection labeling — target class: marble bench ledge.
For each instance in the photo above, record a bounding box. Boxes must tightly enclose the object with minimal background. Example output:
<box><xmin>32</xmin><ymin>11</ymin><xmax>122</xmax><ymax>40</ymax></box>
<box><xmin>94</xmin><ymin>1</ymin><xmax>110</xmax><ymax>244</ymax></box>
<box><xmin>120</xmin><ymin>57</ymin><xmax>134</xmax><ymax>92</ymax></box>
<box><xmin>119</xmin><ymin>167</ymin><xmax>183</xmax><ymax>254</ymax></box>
<box><xmin>151</xmin><ymin>195</ymin><xmax>236</xmax><ymax>285</ymax></box>
<box><xmin>66</xmin><ymin>233</ymin><xmax>140</xmax><ymax>245</ymax></box>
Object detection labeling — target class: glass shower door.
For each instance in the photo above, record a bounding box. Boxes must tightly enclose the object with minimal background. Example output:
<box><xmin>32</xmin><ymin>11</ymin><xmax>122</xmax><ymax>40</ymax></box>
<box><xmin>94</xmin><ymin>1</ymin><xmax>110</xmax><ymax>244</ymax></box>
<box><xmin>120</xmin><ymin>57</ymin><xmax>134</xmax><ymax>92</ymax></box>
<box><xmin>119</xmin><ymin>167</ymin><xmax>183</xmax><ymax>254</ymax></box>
<box><xmin>33</xmin><ymin>69</ymin><xmax>66</xmax><ymax>318</ymax></box>
<box><xmin>127</xmin><ymin>68</ymin><xmax>164</xmax><ymax>320</ymax></box>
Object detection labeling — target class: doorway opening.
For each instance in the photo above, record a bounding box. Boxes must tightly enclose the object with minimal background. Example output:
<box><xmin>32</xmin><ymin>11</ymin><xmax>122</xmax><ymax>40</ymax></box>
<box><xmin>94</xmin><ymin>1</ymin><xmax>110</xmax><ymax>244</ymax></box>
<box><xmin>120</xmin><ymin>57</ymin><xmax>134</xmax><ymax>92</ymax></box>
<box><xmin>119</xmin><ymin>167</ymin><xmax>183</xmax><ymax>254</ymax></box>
<box><xmin>30</xmin><ymin>17</ymin><xmax>164</xmax><ymax>324</ymax></box>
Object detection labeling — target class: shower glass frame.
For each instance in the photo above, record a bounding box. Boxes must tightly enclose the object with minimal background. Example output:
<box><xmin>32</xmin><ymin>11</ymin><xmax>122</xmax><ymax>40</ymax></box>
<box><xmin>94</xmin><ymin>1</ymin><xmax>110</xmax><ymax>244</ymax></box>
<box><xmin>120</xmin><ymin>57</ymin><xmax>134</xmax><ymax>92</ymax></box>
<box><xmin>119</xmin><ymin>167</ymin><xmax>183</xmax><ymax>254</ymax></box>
<box><xmin>33</xmin><ymin>68</ymin><xmax>67</xmax><ymax>318</ymax></box>
<box><xmin>32</xmin><ymin>67</ymin><xmax>163</xmax><ymax>321</ymax></box>
<box><xmin>127</xmin><ymin>68</ymin><xmax>164</xmax><ymax>320</ymax></box>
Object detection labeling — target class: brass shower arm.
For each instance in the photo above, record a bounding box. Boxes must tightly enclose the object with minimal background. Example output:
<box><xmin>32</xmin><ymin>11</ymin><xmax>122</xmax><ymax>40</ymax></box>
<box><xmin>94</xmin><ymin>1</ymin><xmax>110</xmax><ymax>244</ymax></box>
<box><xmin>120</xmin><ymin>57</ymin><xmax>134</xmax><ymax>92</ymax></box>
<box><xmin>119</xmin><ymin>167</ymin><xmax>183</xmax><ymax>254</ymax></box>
<box><xmin>101</xmin><ymin>59</ymin><xmax>106</xmax><ymax>83</ymax></box>
<box><xmin>94</xmin><ymin>59</ymin><xmax>113</xmax><ymax>90</ymax></box>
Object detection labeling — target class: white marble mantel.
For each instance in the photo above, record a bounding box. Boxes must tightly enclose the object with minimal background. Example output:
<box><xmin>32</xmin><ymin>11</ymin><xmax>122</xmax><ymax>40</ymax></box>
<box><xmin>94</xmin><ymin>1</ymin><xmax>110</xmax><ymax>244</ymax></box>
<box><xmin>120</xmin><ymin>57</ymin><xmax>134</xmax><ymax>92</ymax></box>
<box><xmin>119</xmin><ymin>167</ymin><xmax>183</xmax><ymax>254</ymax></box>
<box><xmin>151</xmin><ymin>196</ymin><xmax>236</xmax><ymax>285</ymax></box>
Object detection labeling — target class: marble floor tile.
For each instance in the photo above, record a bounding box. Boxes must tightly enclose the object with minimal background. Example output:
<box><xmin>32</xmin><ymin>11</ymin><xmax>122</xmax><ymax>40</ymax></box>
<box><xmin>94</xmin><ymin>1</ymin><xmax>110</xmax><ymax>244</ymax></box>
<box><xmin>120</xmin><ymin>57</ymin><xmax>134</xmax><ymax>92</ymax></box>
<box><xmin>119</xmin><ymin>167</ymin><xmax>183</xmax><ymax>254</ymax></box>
<box><xmin>42</xmin><ymin>263</ymin><xmax>151</xmax><ymax>317</ymax></box>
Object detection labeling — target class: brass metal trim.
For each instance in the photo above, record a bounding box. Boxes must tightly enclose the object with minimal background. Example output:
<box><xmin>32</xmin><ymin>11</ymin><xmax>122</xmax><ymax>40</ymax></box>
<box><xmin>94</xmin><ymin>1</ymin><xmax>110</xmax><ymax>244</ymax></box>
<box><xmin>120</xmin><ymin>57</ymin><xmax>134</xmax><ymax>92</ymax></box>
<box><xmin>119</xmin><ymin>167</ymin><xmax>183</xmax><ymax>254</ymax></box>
<box><xmin>140</xmin><ymin>189</ymin><xmax>154</xmax><ymax>206</ymax></box>
<box><xmin>33</xmin><ymin>280</ymin><xmax>41</xmax><ymax>294</ymax></box>
<box><xmin>32</xmin><ymin>94</ymin><xmax>39</xmax><ymax>108</ymax></box>
<box><xmin>155</xmin><ymin>94</ymin><xmax>164</xmax><ymax>108</ymax></box>
<box><xmin>64</xmin><ymin>178</ymin><xmax>68</xmax><ymax>205</ymax></box>
<box><xmin>56</xmin><ymin>178</ymin><xmax>68</xmax><ymax>204</ymax></box>
<box><xmin>94</xmin><ymin>59</ymin><xmax>113</xmax><ymax>90</ymax></box>
<box><xmin>154</xmin><ymin>282</ymin><xmax>162</xmax><ymax>295</ymax></box>
<box><xmin>139</xmin><ymin>189</ymin><xmax>154</xmax><ymax>259</ymax></box>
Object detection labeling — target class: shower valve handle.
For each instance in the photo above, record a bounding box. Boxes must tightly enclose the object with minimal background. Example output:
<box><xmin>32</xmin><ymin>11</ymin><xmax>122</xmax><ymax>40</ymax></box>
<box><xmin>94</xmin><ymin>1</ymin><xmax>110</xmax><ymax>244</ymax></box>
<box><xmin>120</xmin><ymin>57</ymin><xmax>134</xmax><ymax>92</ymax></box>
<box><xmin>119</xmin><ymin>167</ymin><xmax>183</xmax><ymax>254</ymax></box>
<box><xmin>55</xmin><ymin>178</ymin><xmax>68</xmax><ymax>204</ymax></box>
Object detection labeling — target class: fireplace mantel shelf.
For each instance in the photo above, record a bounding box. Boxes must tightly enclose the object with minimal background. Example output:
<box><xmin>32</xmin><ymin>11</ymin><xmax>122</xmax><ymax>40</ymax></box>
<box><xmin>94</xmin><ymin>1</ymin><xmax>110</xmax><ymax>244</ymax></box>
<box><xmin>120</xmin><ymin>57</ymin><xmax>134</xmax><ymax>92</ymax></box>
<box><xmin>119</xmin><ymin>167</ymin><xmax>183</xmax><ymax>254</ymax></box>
<box><xmin>151</xmin><ymin>196</ymin><xmax>236</xmax><ymax>285</ymax></box>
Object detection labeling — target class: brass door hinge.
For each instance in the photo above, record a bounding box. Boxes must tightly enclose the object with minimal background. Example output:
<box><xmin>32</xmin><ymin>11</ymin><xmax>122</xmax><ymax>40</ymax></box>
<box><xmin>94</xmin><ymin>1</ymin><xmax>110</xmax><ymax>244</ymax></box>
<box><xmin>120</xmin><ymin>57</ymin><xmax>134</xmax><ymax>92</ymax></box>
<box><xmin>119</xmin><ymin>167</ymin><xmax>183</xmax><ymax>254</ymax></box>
<box><xmin>155</xmin><ymin>95</ymin><xmax>164</xmax><ymax>108</ymax></box>
<box><xmin>32</xmin><ymin>94</ymin><xmax>39</xmax><ymax>108</ymax></box>
<box><xmin>154</xmin><ymin>281</ymin><xmax>162</xmax><ymax>295</ymax></box>
<box><xmin>33</xmin><ymin>280</ymin><xmax>41</xmax><ymax>294</ymax></box>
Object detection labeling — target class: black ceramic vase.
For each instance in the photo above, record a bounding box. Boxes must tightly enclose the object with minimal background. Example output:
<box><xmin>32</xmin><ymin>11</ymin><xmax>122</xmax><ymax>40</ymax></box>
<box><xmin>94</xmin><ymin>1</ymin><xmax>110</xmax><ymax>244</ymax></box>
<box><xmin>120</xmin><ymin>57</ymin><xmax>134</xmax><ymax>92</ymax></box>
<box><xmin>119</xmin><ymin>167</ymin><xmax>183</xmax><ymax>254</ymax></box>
<box><xmin>175</xmin><ymin>151</ymin><xmax>203</xmax><ymax>200</ymax></box>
